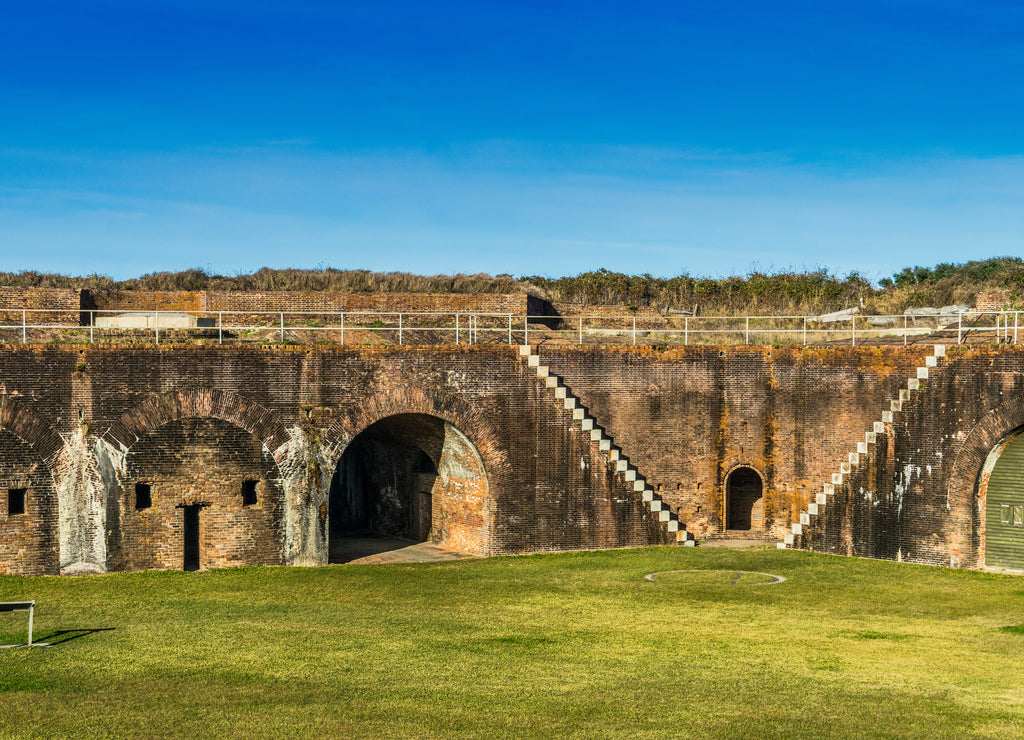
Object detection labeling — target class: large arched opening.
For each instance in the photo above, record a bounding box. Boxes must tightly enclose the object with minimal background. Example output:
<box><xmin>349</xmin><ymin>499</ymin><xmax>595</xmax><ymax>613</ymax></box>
<box><xmin>978</xmin><ymin>428</ymin><xmax>1024</xmax><ymax>570</ymax></box>
<box><xmin>725</xmin><ymin>466</ymin><xmax>764</xmax><ymax>531</ymax></box>
<box><xmin>328</xmin><ymin>413</ymin><xmax>488</xmax><ymax>562</ymax></box>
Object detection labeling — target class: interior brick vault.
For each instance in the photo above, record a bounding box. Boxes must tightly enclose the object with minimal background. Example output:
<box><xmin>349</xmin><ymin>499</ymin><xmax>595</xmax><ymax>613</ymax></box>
<box><xmin>1</xmin><ymin>342</ymin><xmax>1023</xmax><ymax>574</ymax></box>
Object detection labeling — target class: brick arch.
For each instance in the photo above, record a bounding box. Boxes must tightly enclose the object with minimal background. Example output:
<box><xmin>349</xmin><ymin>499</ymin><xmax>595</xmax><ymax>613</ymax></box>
<box><xmin>946</xmin><ymin>396</ymin><xmax>1024</xmax><ymax>513</ymax></box>
<box><xmin>322</xmin><ymin>385</ymin><xmax>508</xmax><ymax>476</ymax></box>
<box><xmin>0</xmin><ymin>395</ymin><xmax>67</xmax><ymax>470</ymax></box>
<box><xmin>104</xmin><ymin>388</ymin><xmax>293</xmax><ymax>460</ymax></box>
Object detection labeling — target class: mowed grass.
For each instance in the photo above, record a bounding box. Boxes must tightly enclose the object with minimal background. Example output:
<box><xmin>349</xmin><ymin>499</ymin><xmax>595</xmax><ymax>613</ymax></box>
<box><xmin>1</xmin><ymin>547</ymin><xmax>1023</xmax><ymax>739</ymax></box>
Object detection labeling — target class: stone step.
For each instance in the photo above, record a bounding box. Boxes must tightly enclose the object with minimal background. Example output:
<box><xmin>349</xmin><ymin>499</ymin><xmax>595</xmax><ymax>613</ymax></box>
<box><xmin>785</xmin><ymin>345</ymin><xmax>948</xmax><ymax>552</ymax></box>
<box><xmin>529</xmin><ymin>349</ymin><xmax>697</xmax><ymax>549</ymax></box>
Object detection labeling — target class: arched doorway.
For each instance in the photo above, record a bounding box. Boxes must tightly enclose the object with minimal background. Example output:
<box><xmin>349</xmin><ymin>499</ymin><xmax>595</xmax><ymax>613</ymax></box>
<box><xmin>981</xmin><ymin>430</ymin><xmax>1024</xmax><ymax>570</ymax></box>
<box><xmin>329</xmin><ymin>414</ymin><xmax>488</xmax><ymax>562</ymax></box>
<box><xmin>726</xmin><ymin>467</ymin><xmax>764</xmax><ymax>531</ymax></box>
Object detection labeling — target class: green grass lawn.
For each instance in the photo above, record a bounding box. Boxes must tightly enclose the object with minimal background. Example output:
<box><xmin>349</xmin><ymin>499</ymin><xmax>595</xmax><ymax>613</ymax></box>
<box><xmin>1</xmin><ymin>546</ymin><xmax>1023</xmax><ymax>739</ymax></box>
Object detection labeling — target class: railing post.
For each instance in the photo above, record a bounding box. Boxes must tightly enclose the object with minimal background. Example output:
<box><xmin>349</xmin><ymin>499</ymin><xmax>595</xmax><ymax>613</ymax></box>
<box><xmin>456</xmin><ymin>313</ymin><xmax>460</xmax><ymax>345</ymax></box>
<box><xmin>340</xmin><ymin>312</ymin><xmax>345</xmax><ymax>345</ymax></box>
<box><xmin>21</xmin><ymin>309</ymin><xmax>26</xmax><ymax>344</ymax></box>
<box><xmin>218</xmin><ymin>312</ymin><xmax>223</xmax><ymax>345</ymax></box>
<box><xmin>745</xmin><ymin>317</ymin><xmax>749</xmax><ymax>345</ymax></box>
<box><xmin>90</xmin><ymin>311</ymin><xmax>94</xmax><ymax>344</ymax></box>
<box><xmin>524</xmin><ymin>315</ymin><xmax>529</xmax><ymax>346</ymax></box>
<box><xmin>155</xmin><ymin>311</ymin><xmax>159</xmax><ymax>345</ymax></box>
<box><xmin>579</xmin><ymin>316</ymin><xmax>583</xmax><ymax>345</ymax></box>
<box><xmin>1016</xmin><ymin>311</ymin><xmax>1019</xmax><ymax>345</ymax></box>
<box><xmin>803</xmin><ymin>316</ymin><xmax>807</xmax><ymax>345</ymax></box>
<box><xmin>508</xmin><ymin>314</ymin><xmax>512</xmax><ymax>345</ymax></box>
<box><xmin>851</xmin><ymin>316</ymin><xmax>856</xmax><ymax>347</ymax></box>
<box><xmin>904</xmin><ymin>315</ymin><xmax>908</xmax><ymax>346</ymax></box>
<box><xmin>684</xmin><ymin>316</ymin><xmax>688</xmax><ymax>345</ymax></box>
<box><xmin>399</xmin><ymin>313</ymin><xmax>403</xmax><ymax>345</ymax></box>
<box><xmin>632</xmin><ymin>316</ymin><xmax>636</xmax><ymax>346</ymax></box>
<box><xmin>958</xmin><ymin>313</ymin><xmax>962</xmax><ymax>345</ymax></box>
<box><xmin>280</xmin><ymin>312</ymin><xmax>284</xmax><ymax>342</ymax></box>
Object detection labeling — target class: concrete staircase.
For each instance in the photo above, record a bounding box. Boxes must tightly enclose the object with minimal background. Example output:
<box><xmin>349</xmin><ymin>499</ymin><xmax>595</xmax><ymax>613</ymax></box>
<box><xmin>779</xmin><ymin>344</ymin><xmax>947</xmax><ymax>550</ymax></box>
<box><xmin>519</xmin><ymin>345</ymin><xmax>696</xmax><ymax>545</ymax></box>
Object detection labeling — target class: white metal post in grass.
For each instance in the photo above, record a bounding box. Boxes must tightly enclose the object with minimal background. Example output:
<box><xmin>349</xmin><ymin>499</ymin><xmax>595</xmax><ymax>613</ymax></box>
<box><xmin>851</xmin><ymin>316</ymin><xmax>856</xmax><ymax>346</ymax></box>
<box><xmin>219</xmin><ymin>312</ymin><xmax>223</xmax><ymax>345</ymax></box>
<box><xmin>21</xmin><ymin>309</ymin><xmax>26</xmax><ymax>344</ymax></box>
<box><xmin>684</xmin><ymin>316</ymin><xmax>688</xmax><ymax>345</ymax></box>
<box><xmin>155</xmin><ymin>311</ymin><xmax>159</xmax><ymax>344</ymax></box>
<box><xmin>508</xmin><ymin>314</ymin><xmax>512</xmax><ymax>345</ymax></box>
<box><xmin>632</xmin><ymin>316</ymin><xmax>636</xmax><ymax>346</ymax></box>
<box><xmin>0</xmin><ymin>601</ymin><xmax>49</xmax><ymax>648</ymax></box>
<box><xmin>399</xmin><ymin>314</ymin><xmax>403</xmax><ymax>345</ymax></box>
<box><xmin>280</xmin><ymin>312</ymin><xmax>284</xmax><ymax>342</ymax></box>
<box><xmin>579</xmin><ymin>316</ymin><xmax>583</xmax><ymax>345</ymax></box>
<box><xmin>958</xmin><ymin>313</ymin><xmax>962</xmax><ymax>344</ymax></box>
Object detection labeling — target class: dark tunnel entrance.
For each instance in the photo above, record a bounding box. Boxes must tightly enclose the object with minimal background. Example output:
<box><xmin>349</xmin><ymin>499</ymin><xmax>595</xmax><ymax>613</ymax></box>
<box><xmin>328</xmin><ymin>413</ymin><xmax>488</xmax><ymax>563</ymax></box>
<box><xmin>726</xmin><ymin>466</ymin><xmax>764</xmax><ymax>531</ymax></box>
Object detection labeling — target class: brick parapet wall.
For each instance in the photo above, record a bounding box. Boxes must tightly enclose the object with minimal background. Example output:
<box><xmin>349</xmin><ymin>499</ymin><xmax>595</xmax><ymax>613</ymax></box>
<box><xmin>0</xmin><ymin>287</ymin><xmax>80</xmax><ymax>326</ymax></box>
<box><xmin>975</xmin><ymin>290</ymin><xmax>1011</xmax><ymax>311</ymax></box>
<box><xmin>81</xmin><ymin>289</ymin><xmax>530</xmax><ymax>323</ymax></box>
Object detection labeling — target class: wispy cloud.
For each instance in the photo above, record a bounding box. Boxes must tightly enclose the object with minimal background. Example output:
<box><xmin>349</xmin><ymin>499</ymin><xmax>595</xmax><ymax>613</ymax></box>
<box><xmin>1</xmin><ymin>143</ymin><xmax>1022</xmax><ymax>279</ymax></box>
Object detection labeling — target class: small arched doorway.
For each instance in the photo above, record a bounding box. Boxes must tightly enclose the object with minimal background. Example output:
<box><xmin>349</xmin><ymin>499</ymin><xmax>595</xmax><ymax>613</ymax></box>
<box><xmin>726</xmin><ymin>466</ymin><xmax>764</xmax><ymax>531</ymax></box>
<box><xmin>981</xmin><ymin>430</ymin><xmax>1024</xmax><ymax>570</ymax></box>
<box><xmin>328</xmin><ymin>413</ymin><xmax>488</xmax><ymax>562</ymax></box>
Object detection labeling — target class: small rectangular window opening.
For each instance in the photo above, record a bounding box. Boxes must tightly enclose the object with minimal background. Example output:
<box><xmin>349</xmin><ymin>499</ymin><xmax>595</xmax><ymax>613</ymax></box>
<box><xmin>1014</xmin><ymin>505</ymin><xmax>1024</xmax><ymax>527</ymax></box>
<box><xmin>135</xmin><ymin>483</ymin><xmax>152</xmax><ymax>510</ymax></box>
<box><xmin>1002</xmin><ymin>505</ymin><xmax>1012</xmax><ymax>524</ymax></box>
<box><xmin>8</xmin><ymin>488</ymin><xmax>26</xmax><ymax>516</ymax></box>
<box><xmin>242</xmin><ymin>479</ymin><xmax>259</xmax><ymax>507</ymax></box>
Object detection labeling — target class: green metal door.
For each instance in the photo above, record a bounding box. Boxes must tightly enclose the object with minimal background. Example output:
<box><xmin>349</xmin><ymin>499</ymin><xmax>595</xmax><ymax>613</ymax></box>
<box><xmin>985</xmin><ymin>434</ymin><xmax>1024</xmax><ymax>570</ymax></box>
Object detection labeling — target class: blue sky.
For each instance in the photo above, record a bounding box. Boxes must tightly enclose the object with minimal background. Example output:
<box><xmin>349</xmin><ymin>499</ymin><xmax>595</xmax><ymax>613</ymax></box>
<box><xmin>1</xmin><ymin>1</ymin><xmax>1022</xmax><ymax>281</ymax></box>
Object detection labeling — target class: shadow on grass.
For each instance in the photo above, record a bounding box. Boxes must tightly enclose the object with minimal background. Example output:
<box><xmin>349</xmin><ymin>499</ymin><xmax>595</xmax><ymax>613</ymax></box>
<box><xmin>35</xmin><ymin>628</ymin><xmax>116</xmax><ymax>646</ymax></box>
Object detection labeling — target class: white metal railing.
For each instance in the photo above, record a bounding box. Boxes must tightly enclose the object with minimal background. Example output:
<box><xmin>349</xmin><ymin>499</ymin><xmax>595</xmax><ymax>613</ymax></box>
<box><xmin>0</xmin><ymin>308</ymin><xmax>1020</xmax><ymax>347</ymax></box>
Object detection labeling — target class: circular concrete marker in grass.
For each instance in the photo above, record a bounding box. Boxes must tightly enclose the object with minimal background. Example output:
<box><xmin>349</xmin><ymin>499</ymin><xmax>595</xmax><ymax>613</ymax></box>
<box><xmin>644</xmin><ymin>569</ymin><xmax>786</xmax><ymax>586</ymax></box>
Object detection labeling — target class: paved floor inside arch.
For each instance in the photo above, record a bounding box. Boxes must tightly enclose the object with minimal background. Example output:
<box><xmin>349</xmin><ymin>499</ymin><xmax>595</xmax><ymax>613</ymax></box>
<box><xmin>330</xmin><ymin>534</ymin><xmax>474</xmax><ymax>565</ymax></box>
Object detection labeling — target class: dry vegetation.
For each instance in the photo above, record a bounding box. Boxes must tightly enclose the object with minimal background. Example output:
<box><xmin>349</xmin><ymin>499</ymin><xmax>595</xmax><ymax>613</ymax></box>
<box><xmin>3</xmin><ymin>257</ymin><xmax>1023</xmax><ymax>316</ymax></box>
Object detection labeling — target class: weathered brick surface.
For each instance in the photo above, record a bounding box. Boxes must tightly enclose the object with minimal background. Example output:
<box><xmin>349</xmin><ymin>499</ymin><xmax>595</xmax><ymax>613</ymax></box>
<box><xmin>0</xmin><ymin>287</ymin><xmax>79</xmax><ymax>327</ymax></box>
<box><xmin>0</xmin><ymin>429</ymin><xmax>59</xmax><ymax>575</ymax></box>
<box><xmin>82</xmin><ymin>289</ymin><xmax>530</xmax><ymax>321</ymax></box>
<box><xmin>110</xmin><ymin>417</ymin><xmax>284</xmax><ymax>571</ymax></box>
<box><xmin>3</xmin><ymin>342</ymin><xmax>1024</xmax><ymax>573</ymax></box>
<box><xmin>540</xmin><ymin>346</ymin><xmax>924</xmax><ymax>540</ymax></box>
